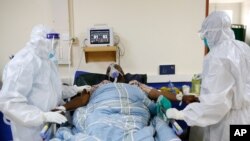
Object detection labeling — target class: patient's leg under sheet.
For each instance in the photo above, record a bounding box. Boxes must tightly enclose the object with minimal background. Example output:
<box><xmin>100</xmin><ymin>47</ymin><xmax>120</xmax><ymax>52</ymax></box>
<box><xmin>50</xmin><ymin>127</ymin><xmax>100</xmax><ymax>141</ymax></box>
<box><xmin>152</xmin><ymin>117</ymin><xmax>181</xmax><ymax>141</ymax></box>
<box><xmin>130</xmin><ymin>126</ymin><xmax>155</xmax><ymax>141</ymax></box>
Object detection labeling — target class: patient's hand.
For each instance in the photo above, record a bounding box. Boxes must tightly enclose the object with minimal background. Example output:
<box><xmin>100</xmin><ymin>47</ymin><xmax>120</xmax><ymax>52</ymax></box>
<box><xmin>129</xmin><ymin>80</ymin><xmax>153</xmax><ymax>95</ymax></box>
<box><xmin>139</xmin><ymin>83</ymin><xmax>153</xmax><ymax>94</ymax></box>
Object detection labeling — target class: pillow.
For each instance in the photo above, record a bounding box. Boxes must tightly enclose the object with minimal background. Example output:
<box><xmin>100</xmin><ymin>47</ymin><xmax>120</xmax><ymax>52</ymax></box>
<box><xmin>74</xmin><ymin>72</ymin><xmax>107</xmax><ymax>86</ymax></box>
<box><xmin>125</xmin><ymin>73</ymin><xmax>147</xmax><ymax>84</ymax></box>
<box><xmin>74</xmin><ymin>71</ymin><xmax>147</xmax><ymax>86</ymax></box>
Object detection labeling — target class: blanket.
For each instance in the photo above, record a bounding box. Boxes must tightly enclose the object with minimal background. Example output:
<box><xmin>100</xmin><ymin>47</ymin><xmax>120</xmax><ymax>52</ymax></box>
<box><xmin>50</xmin><ymin>83</ymin><xmax>180</xmax><ymax>141</ymax></box>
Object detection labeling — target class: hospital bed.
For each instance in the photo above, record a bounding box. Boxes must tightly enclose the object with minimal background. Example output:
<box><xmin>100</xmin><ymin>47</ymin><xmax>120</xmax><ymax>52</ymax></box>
<box><xmin>43</xmin><ymin>71</ymin><xmax>191</xmax><ymax>141</ymax></box>
<box><xmin>0</xmin><ymin>81</ymin><xmax>13</xmax><ymax>141</ymax></box>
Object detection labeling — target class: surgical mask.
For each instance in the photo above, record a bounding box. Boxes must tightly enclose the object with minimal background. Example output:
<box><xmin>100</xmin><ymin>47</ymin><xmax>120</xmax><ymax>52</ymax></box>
<box><xmin>48</xmin><ymin>50</ymin><xmax>58</xmax><ymax>64</ymax></box>
<box><xmin>199</xmin><ymin>31</ymin><xmax>209</xmax><ymax>48</ymax></box>
<box><xmin>203</xmin><ymin>38</ymin><xmax>209</xmax><ymax>48</ymax></box>
<box><xmin>47</xmin><ymin>33</ymin><xmax>60</xmax><ymax>64</ymax></box>
<box><xmin>109</xmin><ymin>64</ymin><xmax>122</xmax><ymax>83</ymax></box>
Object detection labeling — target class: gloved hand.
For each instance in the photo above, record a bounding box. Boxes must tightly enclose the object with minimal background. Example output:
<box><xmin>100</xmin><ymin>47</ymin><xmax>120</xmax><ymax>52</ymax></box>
<box><xmin>52</xmin><ymin>106</ymin><xmax>66</xmax><ymax>113</ymax></box>
<box><xmin>74</xmin><ymin>85</ymin><xmax>91</xmax><ymax>93</ymax></box>
<box><xmin>43</xmin><ymin>112</ymin><xmax>67</xmax><ymax>124</ymax></box>
<box><xmin>166</xmin><ymin>108</ymin><xmax>184</xmax><ymax>120</ymax></box>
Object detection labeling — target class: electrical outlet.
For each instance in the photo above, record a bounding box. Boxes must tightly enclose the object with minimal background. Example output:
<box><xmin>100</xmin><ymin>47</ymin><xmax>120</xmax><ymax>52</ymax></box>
<box><xmin>159</xmin><ymin>65</ymin><xmax>175</xmax><ymax>75</ymax></box>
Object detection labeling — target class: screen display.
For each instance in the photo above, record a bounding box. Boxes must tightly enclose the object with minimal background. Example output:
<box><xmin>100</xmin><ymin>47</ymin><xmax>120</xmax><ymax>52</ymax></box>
<box><xmin>90</xmin><ymin>29</ymin><xmax>110</xmax><ymax>44</ymax></box>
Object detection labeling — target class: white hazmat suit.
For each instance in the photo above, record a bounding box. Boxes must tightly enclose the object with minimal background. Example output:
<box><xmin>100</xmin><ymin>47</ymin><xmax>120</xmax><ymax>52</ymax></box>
<box><xmin>167</xmin><ymin>11</ymin><xmax>250</xmax><ymax>141</ymax></box>
<box><xmin>0</xmin><ymin>25</ymin><xmax>84</xmax><ymax>141</ymax></box>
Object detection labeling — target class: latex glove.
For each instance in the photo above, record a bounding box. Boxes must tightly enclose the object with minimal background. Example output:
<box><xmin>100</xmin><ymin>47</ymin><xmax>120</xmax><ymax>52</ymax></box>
<box><xmin>166</xmin><ymin>108</ymin><xmax>184</xmax><ymax>120</ymax></box>
<box><xmin>52</xmin><ymin>106</ymin><xmax>66</xmax><ymax>113</ymax></box>
<box><xmin>74</xmin><ymin>85</ymin><xmax>91</xmax><ymax>93</ymax></box>
<box><xmin>43</xmin><ymin>112</ymin><xmax>67</xmax><ymax>124</ymax></box>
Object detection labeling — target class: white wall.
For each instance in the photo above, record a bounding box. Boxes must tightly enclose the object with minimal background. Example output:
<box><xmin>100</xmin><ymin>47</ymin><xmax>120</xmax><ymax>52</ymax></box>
<box><xmin>0</xmin><ymin>0</ymin><xmax>56</xmax><ymax>80</ymax></box>
<box><xmin>0</xmin><ymin>0</ymin><xmax>206</xmax><ymax>82</ymax></box>
<box><xmin>209</xmin><ymin>2</ymin><xmax>250</xmax><ymax>46</ymax></box>
<box><xmin>209</xmin><ymin>3</ymin><xmax>242</xmax><ymax>24</ymax></box>
<box><xmin>242</xmin><ymin>1</ymin><xmax>250</xmax><ymax>45</ymax></box>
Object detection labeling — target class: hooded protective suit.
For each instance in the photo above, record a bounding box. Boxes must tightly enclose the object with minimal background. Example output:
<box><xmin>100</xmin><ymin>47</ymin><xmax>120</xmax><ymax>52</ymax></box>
<box><xmin>181</xmin><ymin>11</ymin><xmax>250</xmax><ymax>141</ymax></box>
<box><xmin>0</xmin><ymin>25</ymin><xmax>79</xmax><ymax>141</ymax></box>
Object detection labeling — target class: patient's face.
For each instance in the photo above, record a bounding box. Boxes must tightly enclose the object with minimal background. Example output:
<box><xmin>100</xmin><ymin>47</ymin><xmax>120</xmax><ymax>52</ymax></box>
<box><xmin>106</xmin><ymin>64</ymin><xmax>125</xmax><ymax>83</ymax></box>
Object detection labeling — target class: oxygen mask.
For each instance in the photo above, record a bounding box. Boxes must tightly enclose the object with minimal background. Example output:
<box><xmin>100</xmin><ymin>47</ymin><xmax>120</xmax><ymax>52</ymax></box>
<box><xmin>109</xmin><ymin>64</ymin><xmax>122</xmax><ymax>83</ymax></box>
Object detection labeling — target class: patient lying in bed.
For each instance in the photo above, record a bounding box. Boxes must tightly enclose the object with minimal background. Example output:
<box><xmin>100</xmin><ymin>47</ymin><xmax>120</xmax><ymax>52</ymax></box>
<box><xmin>51</xmin><ymin>82</ymin><xmax>181</xmax><ymax>141</ymax></box>
<box><xmin>50</xmin><ymin>64</ymin><xmax>181</xmax><ymax>141</ymax></box>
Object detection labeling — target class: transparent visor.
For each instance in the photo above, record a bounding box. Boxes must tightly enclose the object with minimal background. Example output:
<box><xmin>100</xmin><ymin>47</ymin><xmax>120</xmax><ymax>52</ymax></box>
<box><xmin>198</xmin><ymin>27</ymin><xmax>225</xmax><ymax>40</ymax></box>
<box><xmin>47</xmin><ymin>33</ymin><xmax>60</xmax><ymax>50</ymax></box>
<box><xmin>47</xmin><ymin>33</ymin><xmax>60</xmax><ymax>61</ymax></box>
<box><xmin>198</xmin><ymin>32</ymin><xmax>205</xmax><ymax>40</ymax></box>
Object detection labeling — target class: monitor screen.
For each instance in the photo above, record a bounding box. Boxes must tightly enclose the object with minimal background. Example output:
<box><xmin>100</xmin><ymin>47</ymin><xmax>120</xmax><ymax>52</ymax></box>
<box><xmin>90</xmin><ymin>29</ymin><xmax>110</xmax><ymax>44</ymax></box>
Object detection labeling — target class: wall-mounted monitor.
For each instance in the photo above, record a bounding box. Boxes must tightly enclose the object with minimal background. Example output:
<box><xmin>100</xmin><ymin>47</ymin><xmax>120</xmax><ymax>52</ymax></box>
<box><xmin>87</xmin><ymin>26</ymin><xmax>114</xmax><ymax>47</ymax></box>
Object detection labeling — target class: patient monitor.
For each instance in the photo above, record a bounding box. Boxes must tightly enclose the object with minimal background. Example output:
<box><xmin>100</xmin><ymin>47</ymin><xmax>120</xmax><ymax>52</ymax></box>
<box><xmin>87</xmin><ymin>25</ymin><xmax>114</xmax><ymax>47</ymax></box>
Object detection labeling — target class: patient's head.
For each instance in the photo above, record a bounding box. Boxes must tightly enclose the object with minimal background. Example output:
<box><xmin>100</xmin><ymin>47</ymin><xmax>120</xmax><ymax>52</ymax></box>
<box><xmin>106</xmin><ymin>63</ymin><xmax>125</xmax><ymax>83</ymax></box>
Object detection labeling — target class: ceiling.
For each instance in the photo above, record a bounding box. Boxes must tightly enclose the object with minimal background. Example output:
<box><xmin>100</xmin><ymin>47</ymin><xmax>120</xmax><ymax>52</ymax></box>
<box><xmin>210</xmin><ymin>0</ymin><xmax>247</xmax><ymax>3</ymax></box>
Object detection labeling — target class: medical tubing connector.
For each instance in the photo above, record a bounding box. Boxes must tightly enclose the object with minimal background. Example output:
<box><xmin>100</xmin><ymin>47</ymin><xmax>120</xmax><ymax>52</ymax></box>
<box><xmin>40</xmin><ymin>123</ymin><xmax>52</xmax><ymax>139</ymax></box>
<box><xmin>170</xmin><ymin>120</ymin><xmax>184</xmax><ymax>135</ymax></box>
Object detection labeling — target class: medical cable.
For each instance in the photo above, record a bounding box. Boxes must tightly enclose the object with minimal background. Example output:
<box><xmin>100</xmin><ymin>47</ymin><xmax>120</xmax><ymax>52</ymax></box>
<box><xmin>75</xmin><ymin>38</ymin><xmax>87</xmax><ymax>72</ymax></box>
<box><xmin>114</xmin><ymin>34</ymin><xmax>125</xmax><ymax>65</ymax></box>
<box><xmin>117</xmin><ymin>46</ymin><xmax>121</xmax><ymax>65</ymax></box>
<box><xmin>68</xmin><ymin>39</ymin><xmax>73</xmax><ymax>85</ymax></box>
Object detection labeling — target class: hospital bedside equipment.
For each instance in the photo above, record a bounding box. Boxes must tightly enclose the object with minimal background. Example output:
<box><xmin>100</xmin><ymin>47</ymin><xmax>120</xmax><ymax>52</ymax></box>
<box><xmin>156</xmin><ymin>95</ymin><xmax>184</xmax><ymax>135</ymax></box>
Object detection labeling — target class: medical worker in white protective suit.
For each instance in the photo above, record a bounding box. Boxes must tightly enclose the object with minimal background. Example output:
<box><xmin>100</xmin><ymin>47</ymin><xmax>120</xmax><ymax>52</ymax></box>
<box><xmin>0</xmin><ymin>25</ymin><xmax>89</xmax><ymax>141</ymax></box>
<box><xmin>166</xmin><ymin>11</ymin><xmax>250</xmax><ymax>141</ymax></box>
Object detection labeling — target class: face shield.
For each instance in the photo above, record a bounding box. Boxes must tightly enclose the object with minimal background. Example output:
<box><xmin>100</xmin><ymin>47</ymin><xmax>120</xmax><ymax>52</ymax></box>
<box><xmin>47</xmin><ymin>33</ymin><xmax>60</xmax><ymax>64</ymax></box>
<box><xmin>199</xmin><ymin>28</ymin><xmax>227</xmax><ymax>49</ymax></box>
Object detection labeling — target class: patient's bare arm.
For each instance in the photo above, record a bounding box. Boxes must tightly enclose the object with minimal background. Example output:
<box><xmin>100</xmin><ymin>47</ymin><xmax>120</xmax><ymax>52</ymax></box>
<box><xmin>63</xmin><ymin>90</ymin><xmax>90</xmax><ymax>111</ymax></box>
<box><xmin>147</xmin><ymin>88</ymin><xmax>177</xmax><ymax>101</ymax></box>
<box><xmin>148</xmin><ymin>88</ymin><xmax>199</xmax><ymax>103</ymax></box>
